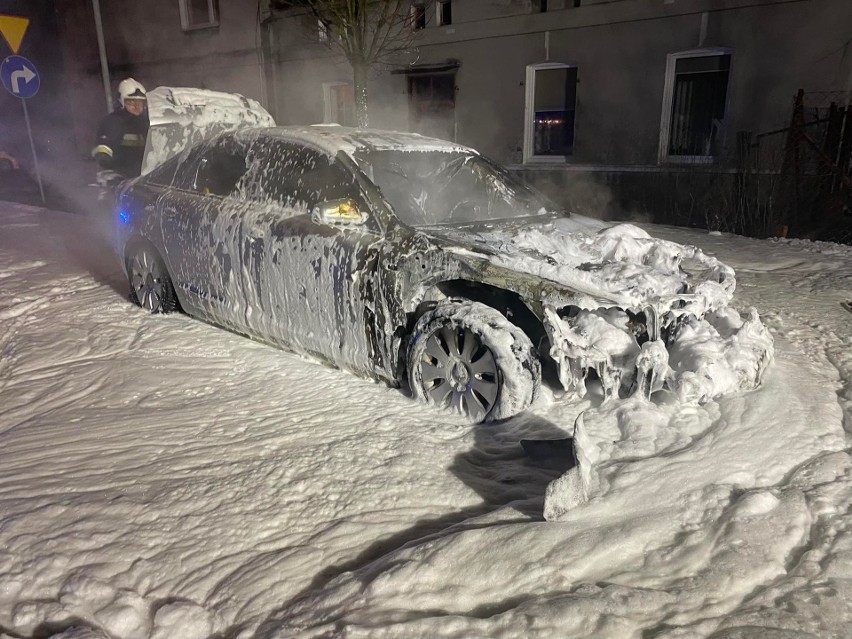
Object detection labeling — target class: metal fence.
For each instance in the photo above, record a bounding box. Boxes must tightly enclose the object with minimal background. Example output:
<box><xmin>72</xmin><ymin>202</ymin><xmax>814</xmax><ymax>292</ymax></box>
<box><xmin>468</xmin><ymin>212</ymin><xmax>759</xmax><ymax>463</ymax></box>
<box><xmin>769</xmin><ymin>90</ymin><xmax>852</xmax><ymax>243</ymax></box>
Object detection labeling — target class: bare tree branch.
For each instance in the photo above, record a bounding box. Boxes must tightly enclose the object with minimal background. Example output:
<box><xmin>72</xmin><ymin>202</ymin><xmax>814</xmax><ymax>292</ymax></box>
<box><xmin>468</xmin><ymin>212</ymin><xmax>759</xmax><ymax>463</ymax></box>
<box><xmin>271</xmin><ymin>0</ymin><xmax>421</xmax><ymax>126</ymax></box>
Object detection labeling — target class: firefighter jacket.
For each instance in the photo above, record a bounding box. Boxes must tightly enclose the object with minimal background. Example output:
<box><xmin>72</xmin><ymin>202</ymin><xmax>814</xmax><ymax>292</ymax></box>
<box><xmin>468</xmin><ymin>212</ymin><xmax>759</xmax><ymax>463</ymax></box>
<box><xmin>92</xmin><ymin>109</ymin><xmax>149</xmax><ymax>178</ymax></box>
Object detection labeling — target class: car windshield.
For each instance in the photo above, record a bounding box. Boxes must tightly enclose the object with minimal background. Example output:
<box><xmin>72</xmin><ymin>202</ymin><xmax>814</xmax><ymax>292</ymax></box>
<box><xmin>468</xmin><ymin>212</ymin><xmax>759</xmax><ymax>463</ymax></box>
<box><xmin>353</xmin><ymin>149</ymin><xmax>560</xmax><ymax>226</ymax></box>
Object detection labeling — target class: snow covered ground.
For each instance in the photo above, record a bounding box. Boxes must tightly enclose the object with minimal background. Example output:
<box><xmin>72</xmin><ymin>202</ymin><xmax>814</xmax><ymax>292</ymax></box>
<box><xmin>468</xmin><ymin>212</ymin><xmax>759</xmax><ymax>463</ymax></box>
<box><xmin>0</xmin><ymin>201</ymin><xmax>850</xmax><ymax>639</ymax></box>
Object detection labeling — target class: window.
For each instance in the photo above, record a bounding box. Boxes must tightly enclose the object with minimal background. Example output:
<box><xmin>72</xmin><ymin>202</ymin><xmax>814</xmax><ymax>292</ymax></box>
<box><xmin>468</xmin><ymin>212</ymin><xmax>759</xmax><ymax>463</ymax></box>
<box><xmin>536</xmin><ymin>0</ymin><xmax>548</xmax><ymax>12</ymax></box>
<box><xmin>318</xmin><ymin>19</ymin><xmax>329</xmax><ymax>42</ymax></box>
<box><xmin>246</xmin><ymin>140</ymin><xmax>365</xmax><ymax>215</ymax></box>
<box><xmin>523</xmin><ymin>63</ymin><xmax>578</xmax><ymax>162</ymax></box>
<box><xmin>179</xmin><ymin>0</ymin><xmax>219</xmax><ymax>31</ymax></box>
<box><xmin>173</xmin><ymin>145</ymin><xmax>209</xmax><ymax>191</ymax></box>
<box><xmin>659</xmin><ymin>50</ymin><xmax>732</xmax><ymax>163</ymax></box>
<box><xmin>356</xmin><ymin>149</ymin><xmax>555</xmax><ymax>226</ymax></box>
<box><xmin>323</xmin><ymin>82</ymin><xmax>355</xmax><ymax>126</ymax></box>
<box><xmin>411</xmin><ymin>4</ymin><xmax>426</xmax><ymax>30</ymax></box>
<box><xmin>145</xmin><ymin>154</ymin><xmax>181</xmax><ymax>187</ymax></box>
<box><xmin>437</xmin><ymin>0</ymin><xmax>452</xmax><ymax>26</ymax></box>
<box><xmin>173</xmin><ymin>137</ymin><xmax>247</xmax><ymax>196</ymax></box>
<box><xmin>195</xmin><ymin>150</ymin><xmax>247</xmax><ymax>196</ymax></box>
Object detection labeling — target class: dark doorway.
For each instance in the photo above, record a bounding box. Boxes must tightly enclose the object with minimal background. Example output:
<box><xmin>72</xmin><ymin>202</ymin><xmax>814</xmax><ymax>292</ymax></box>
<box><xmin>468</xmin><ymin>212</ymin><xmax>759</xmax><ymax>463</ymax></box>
<box><xmin>408</xmin><ymin>73</ymin><xmax>456</xmax><ymax>142</ymax></box>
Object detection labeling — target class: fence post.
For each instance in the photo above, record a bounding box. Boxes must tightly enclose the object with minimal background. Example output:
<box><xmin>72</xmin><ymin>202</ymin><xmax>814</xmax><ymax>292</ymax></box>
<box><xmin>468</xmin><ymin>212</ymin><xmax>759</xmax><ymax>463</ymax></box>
<box><xmin>779</xmin><ymin>89</ymin><xmax>805</xmax><ymax>235</ymax></box>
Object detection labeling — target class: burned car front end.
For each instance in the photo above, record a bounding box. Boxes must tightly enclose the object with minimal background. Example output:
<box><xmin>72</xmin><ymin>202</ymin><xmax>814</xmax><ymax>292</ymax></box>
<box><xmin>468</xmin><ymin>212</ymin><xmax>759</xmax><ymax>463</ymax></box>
<box><xmin>401</xmin><ymin>217</ymin><xmax>774</xmax><ymax>407</ymax></box>
<box><xmin>533</xmin><ymin>225</ymin><xmax>773</xmax><ymax>403</ymax></box>
<box><xmin>349</xmin><ymin>140</ymin><xmax>773</xmax><ymax>412</ymax></box>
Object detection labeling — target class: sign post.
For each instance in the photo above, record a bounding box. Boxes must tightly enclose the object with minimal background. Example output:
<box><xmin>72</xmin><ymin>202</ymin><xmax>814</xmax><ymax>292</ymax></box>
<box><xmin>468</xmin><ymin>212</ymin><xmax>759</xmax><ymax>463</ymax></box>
<box><xmin>1</xmin><ymin>53</ymin><xmax>44</xmax><ymax>204</ymax></box>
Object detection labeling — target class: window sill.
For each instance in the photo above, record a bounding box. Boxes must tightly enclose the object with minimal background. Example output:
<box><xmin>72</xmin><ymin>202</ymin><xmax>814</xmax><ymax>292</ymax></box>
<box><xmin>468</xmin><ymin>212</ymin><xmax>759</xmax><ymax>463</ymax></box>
<box><xmin>181</xmin><ymin>22</ymin><xmax>220</xmax><ymax>32</ymax></box>
<box><xmin>659</xmin><ymin>155</ymin><xmax>716</xmax><ymax>165</ymax></box>
<box><xmin>523</xmin><ymin>155</ymin><xmax>573</xmax><ymax>165</ymax></box>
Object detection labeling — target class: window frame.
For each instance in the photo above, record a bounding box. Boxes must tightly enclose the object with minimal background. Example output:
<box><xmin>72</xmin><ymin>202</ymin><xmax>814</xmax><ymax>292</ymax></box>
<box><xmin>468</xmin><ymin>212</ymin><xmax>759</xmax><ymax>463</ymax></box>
<box><xmin>523</xmin><ymin>62</ymin><xmax>578</xmax><ymax>164</ymax></box>
<box><xmin>179</xmin><ymin>0</ymin><xmax>220</xmax><ymax>32</ymax></box>
<box><xmin>436</xmin><ymin>0</ymin><xmax>452</xmax><ymax>26</ymax></box>
<box><xmin>411</xmin><ymin>3</ymin><xmax>427</xmax><ymax>30</ymax></box>
<box><xmin>317</xmin><ymin>18</ymin><xmax>330</xmax><ymax>42</ymax></box>
<box><xmin>658</xmin><ymin>47</ymin><xmax>733</xmax><ymax>164</ymax></box>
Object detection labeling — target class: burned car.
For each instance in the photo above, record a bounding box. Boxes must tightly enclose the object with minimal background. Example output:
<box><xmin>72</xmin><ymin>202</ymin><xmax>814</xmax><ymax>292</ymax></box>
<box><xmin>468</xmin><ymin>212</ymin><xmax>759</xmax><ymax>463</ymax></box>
<box><xmin>115</xmin><ymin>125</ymin><xmax>773</xmax><ymax>422</ymax></box>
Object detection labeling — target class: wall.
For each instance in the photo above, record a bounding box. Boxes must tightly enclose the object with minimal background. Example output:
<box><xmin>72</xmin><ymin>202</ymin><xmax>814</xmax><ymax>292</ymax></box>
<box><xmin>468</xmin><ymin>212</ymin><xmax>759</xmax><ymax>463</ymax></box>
<box><xmin>101</xmin><ymin>0</ymin><xmax>265</xmax><ymax>102</ymax></box>
<box><xmin>55</xmin><ymin>0</ymin><xmax>852</xmax><ymax>231</ymax></box>
<box><xmin>264</xmin><ymin>0</ymin><xmax>852</xmax><ymax>172</ymax></box>
<box><xmin>265</xmin><ymin>0</ymin><xmax>851</xmax><ymax>233</ymax></box>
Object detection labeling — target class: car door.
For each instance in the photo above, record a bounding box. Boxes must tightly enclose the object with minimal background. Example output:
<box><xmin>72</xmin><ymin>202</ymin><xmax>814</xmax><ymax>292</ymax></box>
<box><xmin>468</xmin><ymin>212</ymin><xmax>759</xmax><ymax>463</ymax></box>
<box><xmin>158</xmin><ymin>134</ymin><xmax>251</xmax><ymax>332</ymax></box>
<box><xmin>238</xmin><ymin>137</ymin><xmax>383</xmax><ymax>375</ymax></box>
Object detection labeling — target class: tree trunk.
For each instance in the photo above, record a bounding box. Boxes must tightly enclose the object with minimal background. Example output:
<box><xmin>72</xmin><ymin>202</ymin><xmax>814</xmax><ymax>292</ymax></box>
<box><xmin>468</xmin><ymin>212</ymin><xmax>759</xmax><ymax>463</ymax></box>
<box><xmin>353</xmin><ymin>60</ymin><xmax>369</xmax><ymax>128</ymax></box>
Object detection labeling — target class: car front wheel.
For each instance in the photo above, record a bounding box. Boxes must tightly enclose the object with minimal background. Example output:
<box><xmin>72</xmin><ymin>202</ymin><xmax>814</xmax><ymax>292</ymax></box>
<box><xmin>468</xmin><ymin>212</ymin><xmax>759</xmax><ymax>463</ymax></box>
<box><xmin>408</xmin><ymin>299</ymin><xmax>541</xmax><ymax>423</ymax></box>
<box><xmin>126</xmin><ymin>243</ymin><xmax>178</xmax><ymax>314</ymax></box>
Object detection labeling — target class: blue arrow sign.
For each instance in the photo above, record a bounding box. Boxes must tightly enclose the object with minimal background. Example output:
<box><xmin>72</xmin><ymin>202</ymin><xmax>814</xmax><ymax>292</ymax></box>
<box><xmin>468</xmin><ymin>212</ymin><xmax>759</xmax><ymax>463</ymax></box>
<box><xmin>1</xmin><ymin>55</ymin><xmax>39</xmax><ymax>99</ymax></box>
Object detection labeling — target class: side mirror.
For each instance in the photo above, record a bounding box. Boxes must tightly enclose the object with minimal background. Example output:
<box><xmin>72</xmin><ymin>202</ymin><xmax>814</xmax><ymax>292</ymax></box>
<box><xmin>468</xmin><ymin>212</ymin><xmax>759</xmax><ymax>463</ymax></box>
<box><xmin>311</xmin><ymin>199</ymin><xmax>368</xmax><ymax>226</ymax></box>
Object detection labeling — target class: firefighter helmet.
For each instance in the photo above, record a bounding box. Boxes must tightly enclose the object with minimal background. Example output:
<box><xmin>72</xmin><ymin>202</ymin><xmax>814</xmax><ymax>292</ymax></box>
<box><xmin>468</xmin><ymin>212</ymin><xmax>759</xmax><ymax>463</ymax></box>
<box><xmin>118</xmin><ymin>78</ymin><xmax>147</xmax><ymax>107</ymax></box>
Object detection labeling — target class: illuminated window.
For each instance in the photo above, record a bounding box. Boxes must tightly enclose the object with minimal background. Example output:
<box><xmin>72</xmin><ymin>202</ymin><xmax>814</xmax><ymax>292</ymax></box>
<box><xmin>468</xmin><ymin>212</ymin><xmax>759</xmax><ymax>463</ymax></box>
<box><xmin>524</xmin><ymin>63</ymin><xmax>578</xmax><ymax>162</ymax></box>
<box><xmin>659</xmin><ymin>50</ymin><xmax>732</xmax><ymax>163</ymax></box>
<box><xmin>437</xmin><ymin>0</ymin><xmax>452</xmax><ymax>26</ymax></box>
<box><xmin>179</xmin><ymin>0</ymin><xmax>219</xmax><ymax>31</ymax></box>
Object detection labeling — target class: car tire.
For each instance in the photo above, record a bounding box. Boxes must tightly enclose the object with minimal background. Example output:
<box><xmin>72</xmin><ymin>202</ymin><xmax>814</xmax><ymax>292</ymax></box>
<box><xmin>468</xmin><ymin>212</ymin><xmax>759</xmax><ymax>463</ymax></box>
<box><xmin>408</xmin><ymin>299</ymin><xmax>541</xmax><ymax>423</ymax></box>
<box><xmin>126</xmin><ymin>242</ymin><xmax>179</xmax><ymax>314</ymax></box>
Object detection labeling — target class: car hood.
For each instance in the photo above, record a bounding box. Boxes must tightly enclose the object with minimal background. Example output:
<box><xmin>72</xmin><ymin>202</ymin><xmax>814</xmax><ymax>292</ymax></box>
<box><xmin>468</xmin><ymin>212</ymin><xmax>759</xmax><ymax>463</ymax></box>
<box><xmin>141</xmin><ymin>87</ymin><xmax>275</xmax><ymax>175</ymax></box>
<box><xmin>416</xmin><ymin>216</ymin><xmax>736</xmax><ymax>315</ymax></box>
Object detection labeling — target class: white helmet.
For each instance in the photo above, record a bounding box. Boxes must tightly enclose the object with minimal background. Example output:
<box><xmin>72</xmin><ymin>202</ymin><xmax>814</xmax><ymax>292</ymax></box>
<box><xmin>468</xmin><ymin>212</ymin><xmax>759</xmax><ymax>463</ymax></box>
<box><xmin>118</xmin><ymin>78</ymin><xmax>146</xmax><ymax>107</ymax></box>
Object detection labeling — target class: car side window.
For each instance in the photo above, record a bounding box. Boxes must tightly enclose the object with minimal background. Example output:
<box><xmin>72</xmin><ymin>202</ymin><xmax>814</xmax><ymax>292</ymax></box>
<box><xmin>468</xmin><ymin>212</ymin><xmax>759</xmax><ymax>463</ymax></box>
<box><xmin>172</xmin><ymin>145</ymin><xmax>207</xmax><ymax>192</ymax></box>
<box><xmin>245</xmin><ymin>139</ymin><xmax>365</xmax><ymax>215</ymax></box>
<box><xmin>145</xmin><ymin>153</ymin><xmax>181</xmax><ymax>187</ymax></box>
<box><xmin>172</xmin><ymin>136</ymin><xmax>249</xmax><ymax>197</ymax></box>
<box><xmin>196</xmin><ymin>147</ymin><xmax>249</xmax><ymax>197</ymax></box>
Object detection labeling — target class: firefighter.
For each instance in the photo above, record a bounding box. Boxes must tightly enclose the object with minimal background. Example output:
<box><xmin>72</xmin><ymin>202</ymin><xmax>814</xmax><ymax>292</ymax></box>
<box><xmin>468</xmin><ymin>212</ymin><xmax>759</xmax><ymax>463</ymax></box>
<box><xmin>92</xmin><ymin>78</ymin><xmax>149</xmax><ymax>184</ymax></box>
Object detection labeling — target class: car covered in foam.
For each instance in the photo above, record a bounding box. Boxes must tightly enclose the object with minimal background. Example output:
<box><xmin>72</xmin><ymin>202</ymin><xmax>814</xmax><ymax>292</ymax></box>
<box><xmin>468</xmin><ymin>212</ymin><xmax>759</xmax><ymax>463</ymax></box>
<box><xmin>116</xmin><ymin>122</ymin><xmax>773</xmax><ymax>422</ymax></box>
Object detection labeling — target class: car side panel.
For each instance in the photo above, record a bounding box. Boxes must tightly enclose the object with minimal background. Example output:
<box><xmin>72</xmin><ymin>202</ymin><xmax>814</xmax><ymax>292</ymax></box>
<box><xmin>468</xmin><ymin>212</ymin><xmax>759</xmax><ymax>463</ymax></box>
<box><xmin>158</xmin><ymin>190</ymin><xmax>248</xmax><ymax>332</ymax></box>
<box><xmin>239</xmin><ymin>207</ymin><xmax>382</xmax><ymax>376</ymax></box>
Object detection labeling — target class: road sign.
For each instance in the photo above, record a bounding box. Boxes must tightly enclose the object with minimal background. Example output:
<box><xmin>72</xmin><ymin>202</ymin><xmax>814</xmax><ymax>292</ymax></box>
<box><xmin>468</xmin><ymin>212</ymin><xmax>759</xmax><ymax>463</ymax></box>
<box><xmin>0</xmin><ymin>15</ymin><xmax>29</xmax><ymax>54</ymax></box>
<box><xmin>1</xmin><ymin>55</ymin><xmax>39</xmax><ymax>99</ymax></box>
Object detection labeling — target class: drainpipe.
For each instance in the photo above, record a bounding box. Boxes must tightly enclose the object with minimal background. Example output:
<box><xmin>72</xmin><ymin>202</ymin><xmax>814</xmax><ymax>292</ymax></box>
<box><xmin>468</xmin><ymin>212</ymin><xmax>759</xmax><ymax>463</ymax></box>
<box><xmin>92</xmin><ymin>0</ymin><xmax>112</xmax><ymax>113</ymax></box>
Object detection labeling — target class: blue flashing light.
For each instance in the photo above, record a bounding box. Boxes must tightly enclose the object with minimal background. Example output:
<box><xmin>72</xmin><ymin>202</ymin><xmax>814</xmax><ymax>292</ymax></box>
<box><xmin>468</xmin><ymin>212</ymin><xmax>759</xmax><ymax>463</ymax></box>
<box><xmin>118</xmin><ymin>209</ymin><xmax>129</xmax><ymax>225</ymax></box>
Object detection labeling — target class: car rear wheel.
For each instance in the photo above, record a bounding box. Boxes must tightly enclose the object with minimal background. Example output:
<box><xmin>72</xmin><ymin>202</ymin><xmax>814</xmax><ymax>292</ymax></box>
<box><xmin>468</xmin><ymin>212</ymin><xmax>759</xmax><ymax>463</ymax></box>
<box><xmin>126</xmin><ymin>243</ymin><xmax>178</xmax><ymax>314</ymax></box>
<box><xmin>408</xmin><ymin>299</ymin><xmax>540</xmax><ymax>423</ymax></box>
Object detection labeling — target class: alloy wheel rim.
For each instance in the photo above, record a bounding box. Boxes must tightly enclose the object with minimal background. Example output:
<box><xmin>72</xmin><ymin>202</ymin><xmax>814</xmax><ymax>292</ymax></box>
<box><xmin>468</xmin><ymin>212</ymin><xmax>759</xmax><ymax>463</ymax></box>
<box><xmin>419</xmin><ymin>325</ymin><xmax>499</xmax><ymax>422</ymax></box>
<box><xmin>130</xmin><ymin>249</ymin><xmax>164</xmax><ymax>312</ymax></box>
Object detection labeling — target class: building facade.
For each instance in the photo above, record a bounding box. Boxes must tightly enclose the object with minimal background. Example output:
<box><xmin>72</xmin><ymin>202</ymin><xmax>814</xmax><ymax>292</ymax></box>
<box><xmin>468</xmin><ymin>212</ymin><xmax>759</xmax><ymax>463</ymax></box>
<box><xmin>58</xmin><ymin>0</ymin><xmax>852</xmax><ymax>234</ymax></box>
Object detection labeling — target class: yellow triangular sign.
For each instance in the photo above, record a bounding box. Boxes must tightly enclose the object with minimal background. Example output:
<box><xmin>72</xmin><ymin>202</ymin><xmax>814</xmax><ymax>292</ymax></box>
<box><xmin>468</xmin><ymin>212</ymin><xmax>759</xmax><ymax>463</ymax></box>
<box><xmin>0</xmin><ymin>15</ymin><xmax>29</xmax><ymax>55</ymax></box>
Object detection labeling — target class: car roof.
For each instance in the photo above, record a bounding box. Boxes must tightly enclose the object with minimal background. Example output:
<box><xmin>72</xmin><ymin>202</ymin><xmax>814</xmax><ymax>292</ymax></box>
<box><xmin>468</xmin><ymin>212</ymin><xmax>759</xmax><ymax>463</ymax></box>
<box><xmin>239</xmin><ymin>125</ymin><xmax>477</xmax><ymax>159</ymax></box>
